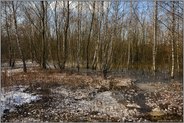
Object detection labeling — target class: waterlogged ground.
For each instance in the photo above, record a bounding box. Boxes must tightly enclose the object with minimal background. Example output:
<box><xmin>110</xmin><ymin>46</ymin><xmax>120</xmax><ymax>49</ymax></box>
<box><xmin>1</xmin><ymin>64</ymin><xmax>183</xmax><ymax>122</ymax></box>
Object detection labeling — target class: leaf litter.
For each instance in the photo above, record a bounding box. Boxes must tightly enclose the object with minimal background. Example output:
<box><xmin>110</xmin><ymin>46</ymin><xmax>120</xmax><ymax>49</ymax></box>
<box><xmin>1</xmin><ymin>73</ymin><xmax>183</xmax><ymax>122</ymax></box>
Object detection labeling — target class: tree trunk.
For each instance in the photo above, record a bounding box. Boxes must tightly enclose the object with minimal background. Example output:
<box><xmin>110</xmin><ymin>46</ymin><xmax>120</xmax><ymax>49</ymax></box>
<box><xmin>86</xmin><ymin>2</ymin><xmax>95</xmax><ymax>69</ymax></box>
<box><xmin>127</xmin><ymin>0</ymin><xmax>133</xmax><ymax>70</ymax></box>
<box><xmin>41</xmin><ymin>1</ymin><xmax>47</xmax><ymax>69</ymax></box>
<box><xmin>153</xmin><ymin>1</ymin><xmax>158</xmax><ymax>77</ymax></box>
<box><xmin>12</xmin><ymin>1</ymin><xmax>27</xmax><ymax>72</ymax></box>
<box><xmin>176</xmin><ymin>1</ymin><xmax>180</xmax><ymax>74</ymax></box>
<box><xmin>102</xmin><ymin>1</ymin><xmax>111</xmax><ymax>78</ymax></box>
<box><xmin>5</xmin><ymin>2</ymin><xmax>14</xmax><ymax>68</ymax></box>
<box><xmin>55</xmin><ymin>1</ymin><xmax>62</xmax><ymax>69</ymax></box>
<box><xmin>30</xmin><ymin>24</ymin><xmax>39</xmax><ymax>63</ymax></box>
<box><xmin>171</xmin><ymin>1</ymin><xmax>175</xmax><ymax>79</ymax></box>
<box><xmin>77</xmin><ymin>2</ymin><xmax>82</xmax><ymax>72</ymax></box>
<box><xmin>62</xmin><ymin>1</ymin><xmax>70</xmax><ymax>69</ymax></box>
<box><xmin>92</xmin><ymin>2</ymin><xmax>103</xmax><ymax>70</ymax></box>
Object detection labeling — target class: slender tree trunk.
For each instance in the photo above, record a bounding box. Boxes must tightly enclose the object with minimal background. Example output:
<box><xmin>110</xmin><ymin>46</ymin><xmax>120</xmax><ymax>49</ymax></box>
<box><xmin>127</xmin><ymin>0</ymin><xmax>133</xmax><ymax>70</ymax></box>
<box><xmin>171</xmin><ymin>1</ymin><xmax>175</xmax><ymax>79</ymax></box>
<box><xmin>107</xmin><ymin>34</ymin><xmax>113</xmax><ymax>68</ymax></box>
<box><xmin>86</xmin><ymin>2</ymin><xmax>95</xmax><ymax>69</ymax></box>
<box><xmin>91</xmin><ymin>30</ymin><xmax>100</xmax><ymax>70</ymax></box>
<box><xmin>102</xmin><ymin>1</ymin><xmax>112</xmax><ymax>78</ymax></box>
<box><xmin>41</xmin><ymin>1</ymin><xmax>47</xmax><ymax>69</ymax></box>
<box><xmin>12</xmin><ymin>1</ymin><xmax>27</xmax><ymax>72</ymax></box>
<box><xmin>176</xmin><ymin>1</ymin><xmax>180</xmax><ymax>74</ymax></box>
<box><xmin>62</xmin><ymin>1</ymin><xmax>70</xmax><ymax>69</ymax></box>
<box><xmin>55</xmin><ymin>1</ymin><xmax>62</xmax><ymax>69</ymax></box>
<box><xmin>181</xmin><ymin>2</ymin><xmax>184</xmax><ymax>76</ymax></box>
<box><xmin>77</xmin><ymin>2</ymin><xmax>82</xmax><ymax>72</ymax></box>
<box><xmin>100</xmin><ymin>13</ymin><xmax>106</xmax><ymax>70</ymax></box>
<box><xmin>153</xmin><ymin>1</ymin><xmax>158</xmax><ymax>77</ymax></box>
<box><xmin>92</xmin><ymin>2</ymin><xmax>103</xmax><ymax>70</ymax></box>
<box><xmin>30</xmin><ymin>24</ymin><xmax>39</xmax><ymax>63</ymax></box>
<box><xmin>142</xmin><ymin>23</ymin><xmax>145</xmax><ymax>67</ymax></box>
<box><xmin>28</xmin><ymin>31</ymin><xmax>34</xmax><ymax>62</ymax></box>
<box><xmin>5</xmin><ymin>2</ymin><xmax>14</xmax><ymax>67</ymax></box>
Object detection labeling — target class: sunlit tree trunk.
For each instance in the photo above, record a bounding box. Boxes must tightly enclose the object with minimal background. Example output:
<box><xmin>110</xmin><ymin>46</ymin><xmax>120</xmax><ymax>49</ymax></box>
<box><xmin>92</xmin><ymin>2</ymin><xmax>103</xmax><ymax>70</ymax></box>
<box><xmin>171</xmin><ymin>1</ymin><xmax>175</xmax><ymax>79</ymax></box>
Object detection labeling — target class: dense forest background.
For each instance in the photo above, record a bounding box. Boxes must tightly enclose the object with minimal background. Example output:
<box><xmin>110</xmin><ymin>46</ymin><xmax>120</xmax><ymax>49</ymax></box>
<box><xmin>1</xmin><ymin>1</ymin><xmax>183</xmax><ymax>79</ymax></box>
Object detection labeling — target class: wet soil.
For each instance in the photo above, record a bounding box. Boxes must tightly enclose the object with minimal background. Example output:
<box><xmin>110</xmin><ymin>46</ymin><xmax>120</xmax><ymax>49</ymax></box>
<box><xmin>1</xmin><ymin>69</ymin><xmax>183</xmax><ymax>122</ymax></box>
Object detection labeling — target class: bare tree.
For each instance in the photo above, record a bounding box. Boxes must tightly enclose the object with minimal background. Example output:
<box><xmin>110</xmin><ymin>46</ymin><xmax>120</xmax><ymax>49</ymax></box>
<box><xmin>127</xmin><ymin>0</ymin><xmax>133</xmax><ymax>70</ymax></box>
<box><xmin>41</xmin><ymin>1</ymin><xmax>47</xmax><ymax>69</ymax></box>
<box><xmin>171</xmin><ymin>1</ymin><xmax>175</xmax><ymax>79</ymax></box>
<box><xmin>12</xmin><ymin>1</ymin><xmax>27</xmax><ymax>72</ymax></box>
<box><xmin>23</xmin><ymin>4</ymin><xmax>41</xmax><ymax>64</ymax></box>
<box><xmin>62</xmin><ymin>1</ymin><xmax>70</xmax><ymax>69</ymax></box>
<box><xmin>1</xmin><ymin>1</ymin><xmax>183</xmax><ymax>80</ymax></box>
<box><xmin>176</xmin><ymin>1</ymin><xmax>180</xmax><ymax>74</ymax></box>
<box><xmin>4</xmin><ymin>2</ymin><xmax>15</xmax><ymax>67</ymax></box>
<box><xmin>54</xmin><ymin>1</ymin><xmax>62</xmax><ymax>69</ymax></box>
<box><xmin>92</xmin><ymin>1</ymin><xmax>103</xmax><ymax>70</ymax></box>
<box><xmin>86</xmin><ymin>2</ymin><xmax>95</xmax><ymax>69</ymax></box>
<box><xmin>102</xmin><ymin>2</ymin><xmax>111</xmax><ymax>79</ymax></box>
<box><xmin>77</xmin><ymin>2</ymin><xmax>82</xmax><ymax>72</ymax></box>
<box><xmin>153</xmin><ymin>1</ymin><xmax>158</xmax><ymax>77</ymax></box>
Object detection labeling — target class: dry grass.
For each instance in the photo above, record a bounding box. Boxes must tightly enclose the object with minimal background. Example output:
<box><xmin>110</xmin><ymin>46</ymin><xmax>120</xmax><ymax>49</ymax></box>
<box><xmin>1</xmin><ymin>68</ymin><xmax>104</xmax><ymax>89</ymax></box>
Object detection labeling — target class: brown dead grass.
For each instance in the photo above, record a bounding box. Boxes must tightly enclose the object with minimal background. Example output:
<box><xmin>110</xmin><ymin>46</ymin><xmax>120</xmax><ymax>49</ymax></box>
<box><xmin>1</xmin><ymin>68</ymin><xmax>104</xmax><ymax>88</ymax></box>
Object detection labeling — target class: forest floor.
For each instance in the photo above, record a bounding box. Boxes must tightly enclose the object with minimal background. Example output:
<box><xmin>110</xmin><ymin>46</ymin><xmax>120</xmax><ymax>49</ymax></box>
<box><xmin>1</xmin><ymin>62</ymin><xmax>183</xmax><ymax>122</ymax></box>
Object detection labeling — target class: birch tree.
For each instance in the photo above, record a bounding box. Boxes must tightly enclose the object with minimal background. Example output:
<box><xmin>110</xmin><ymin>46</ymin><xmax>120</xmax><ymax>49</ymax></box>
<box><xmin>127</xmin><ymin>0</ymin><xmax>133</xmax><ymax>70</ymax></box>
<box><xmin>91</xmin><ymin>1</ymin><xmax>103</xmax><ymax>70</ymax></box>
<box><xmin>77</xmin><ymin>2</ymin><xmax>82</xmax><ymax>72</ymax></box>
<box><xmin>12</xmin><ymin>1</ymin><xmax>27</xmax><ymax>72</ymax></box>
<box><xmin>171</xmin><ymin>1</ymin><xmax>175</xmax><ymax>79</ymax></box>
